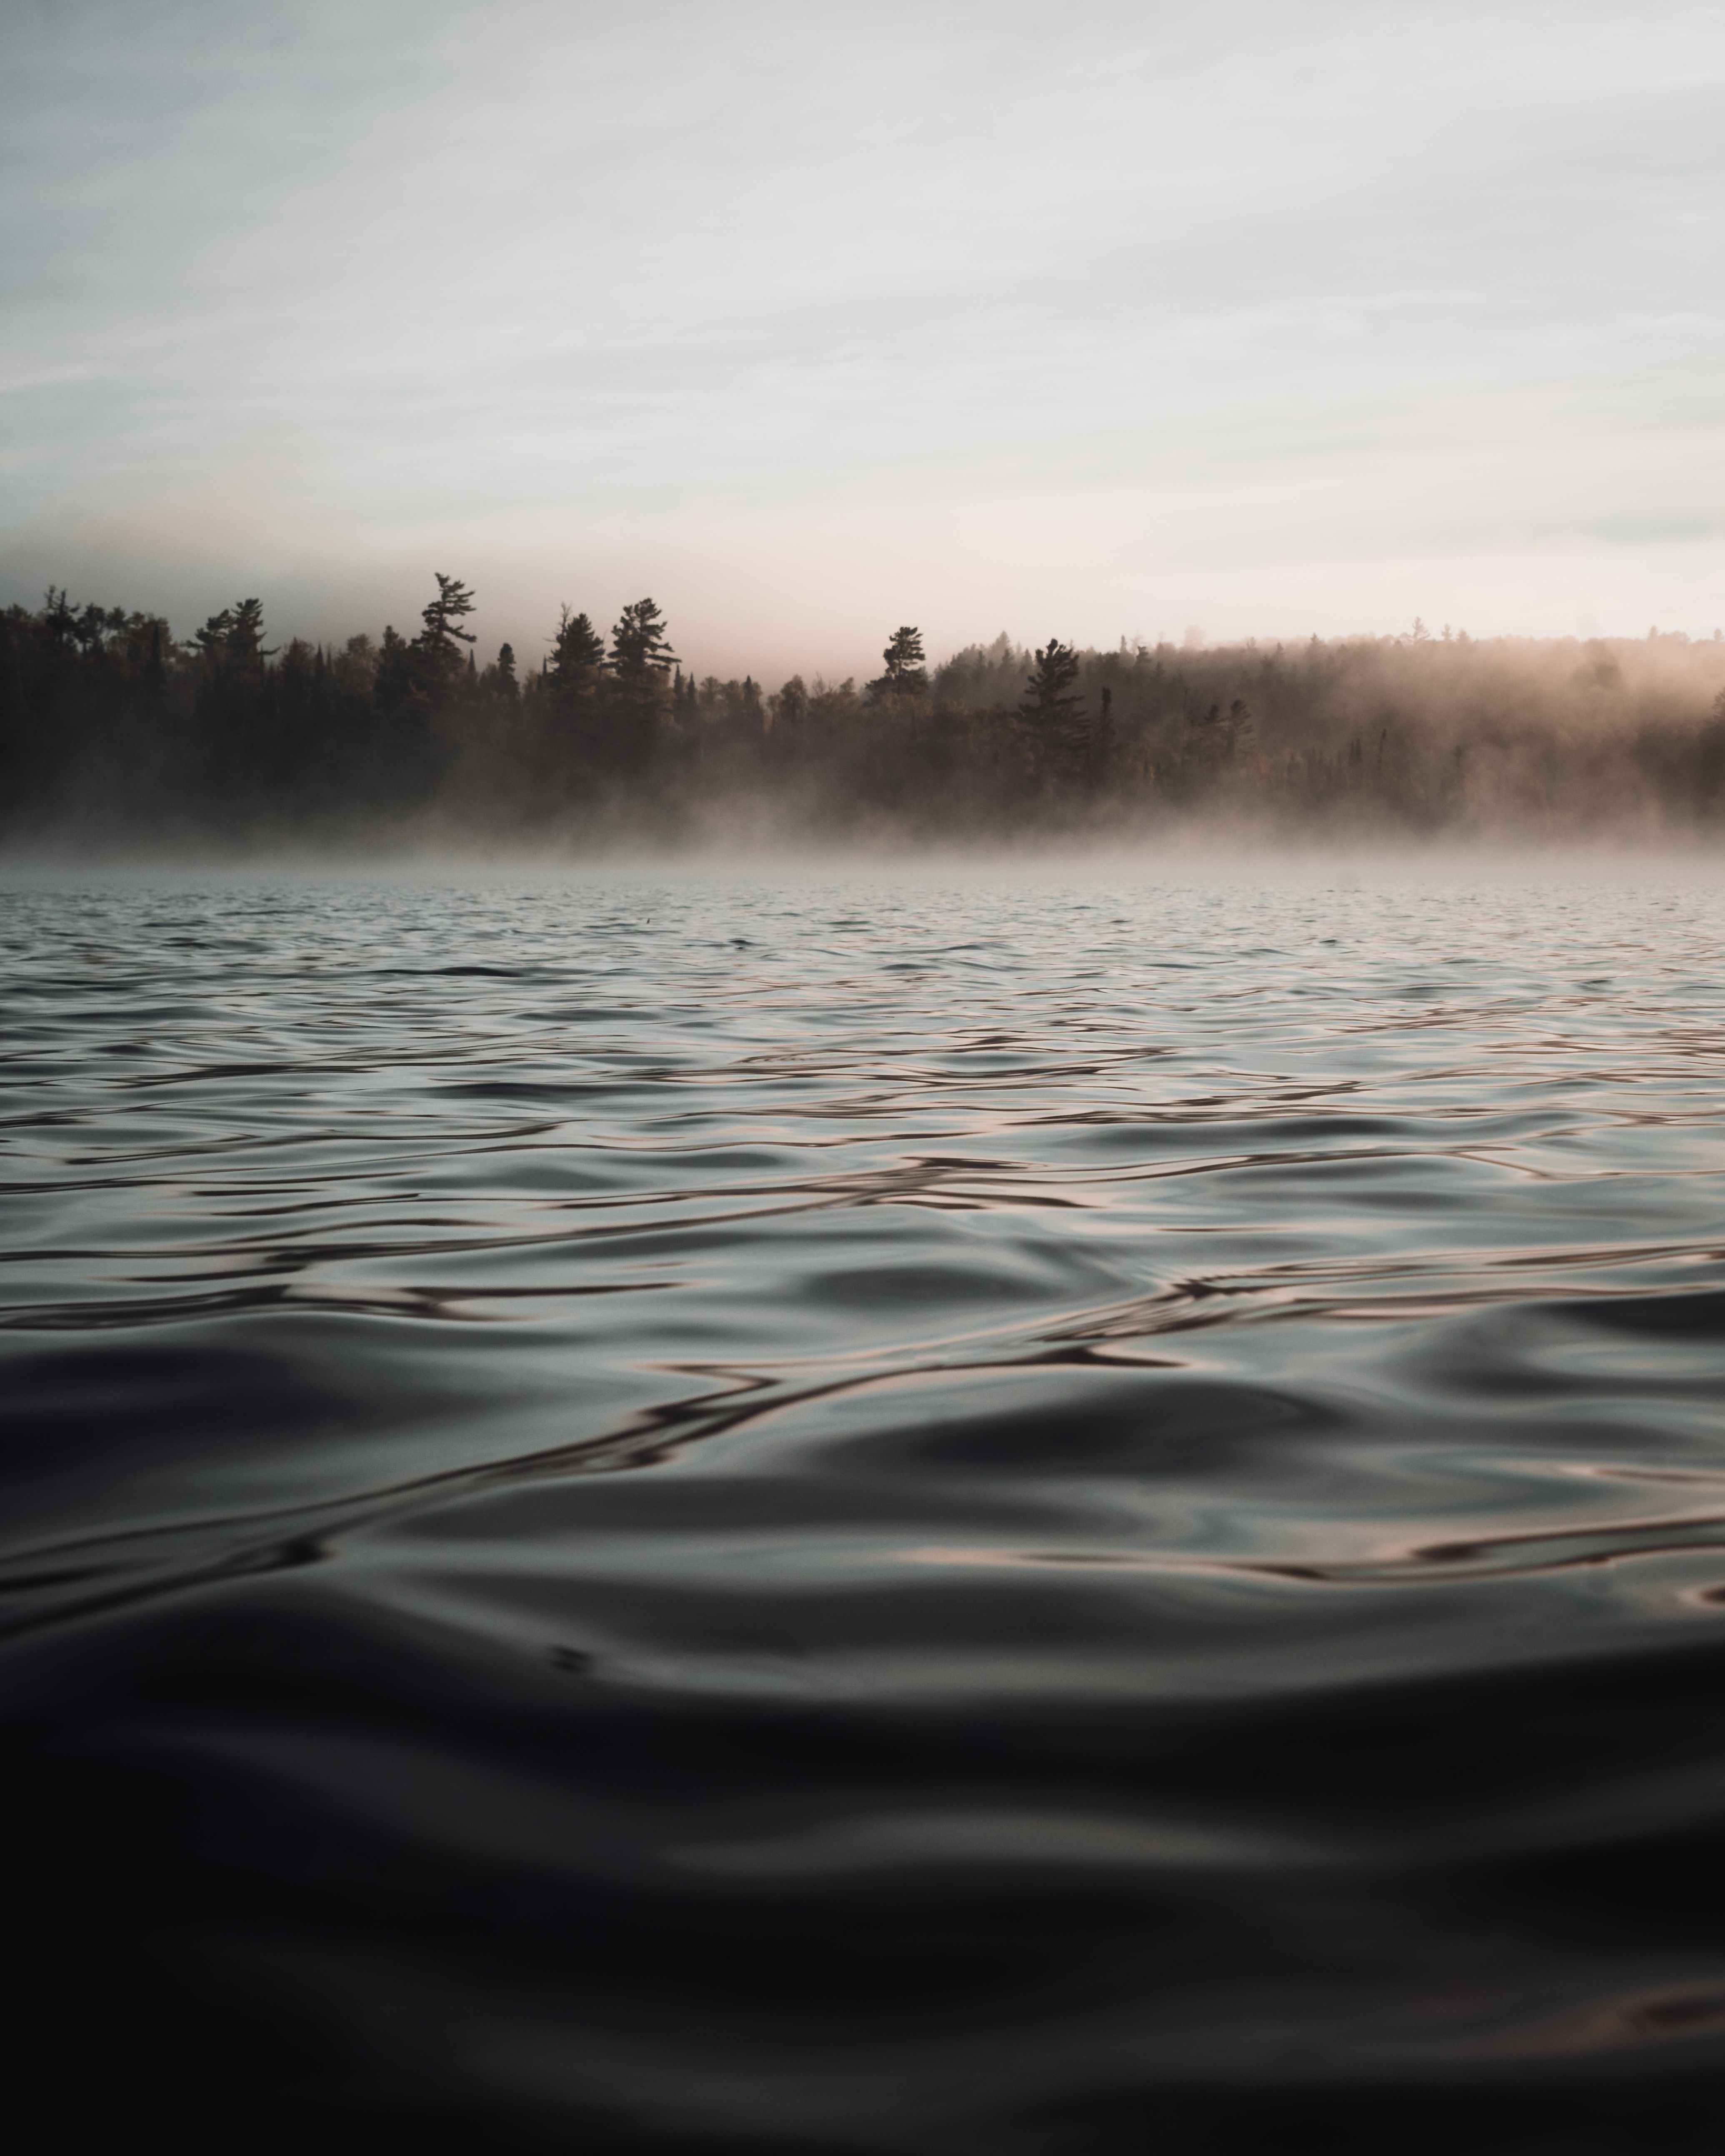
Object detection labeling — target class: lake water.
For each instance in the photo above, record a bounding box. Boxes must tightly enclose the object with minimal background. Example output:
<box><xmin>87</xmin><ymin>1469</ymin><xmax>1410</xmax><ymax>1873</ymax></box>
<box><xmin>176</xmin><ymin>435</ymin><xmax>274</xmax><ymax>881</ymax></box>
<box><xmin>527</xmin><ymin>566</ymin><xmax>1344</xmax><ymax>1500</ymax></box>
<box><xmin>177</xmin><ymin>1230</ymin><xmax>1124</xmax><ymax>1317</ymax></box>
<box><xmin>5</xmin><ymin>865</ymin><xmax>1725</xmax><ymax>2152</ymax></box>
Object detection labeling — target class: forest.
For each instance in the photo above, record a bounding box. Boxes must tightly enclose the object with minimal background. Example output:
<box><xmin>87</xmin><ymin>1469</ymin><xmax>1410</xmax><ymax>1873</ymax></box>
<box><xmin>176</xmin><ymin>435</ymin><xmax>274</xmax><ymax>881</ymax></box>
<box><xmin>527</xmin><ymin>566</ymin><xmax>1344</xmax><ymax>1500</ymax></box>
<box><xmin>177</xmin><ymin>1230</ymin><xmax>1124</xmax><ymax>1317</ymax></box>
<box><xmin>4</xmin><ymin>574</ymin><xmax>1725</xmax><ymax>849</ymax></box>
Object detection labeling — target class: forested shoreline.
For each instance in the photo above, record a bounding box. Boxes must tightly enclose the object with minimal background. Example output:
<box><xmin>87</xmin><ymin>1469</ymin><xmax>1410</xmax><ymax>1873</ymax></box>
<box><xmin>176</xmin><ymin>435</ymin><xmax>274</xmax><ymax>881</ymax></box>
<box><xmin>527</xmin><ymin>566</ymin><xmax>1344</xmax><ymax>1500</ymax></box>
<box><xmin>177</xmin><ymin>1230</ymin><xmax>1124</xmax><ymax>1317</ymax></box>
<box><xmin>5</xmin><ymin>575</ymin><xmax>1725</xmax><ymax>850</ymax></box>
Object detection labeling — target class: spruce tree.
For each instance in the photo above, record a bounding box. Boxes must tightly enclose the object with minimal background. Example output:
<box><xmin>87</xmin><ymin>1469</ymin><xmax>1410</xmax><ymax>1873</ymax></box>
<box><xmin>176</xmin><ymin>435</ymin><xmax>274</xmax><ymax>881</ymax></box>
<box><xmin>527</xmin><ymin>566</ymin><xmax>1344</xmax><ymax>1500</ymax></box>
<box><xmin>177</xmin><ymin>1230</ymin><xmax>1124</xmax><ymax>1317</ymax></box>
<box><xmin>549</xmin><ymin>606</ymin><xmax>606</xmax><ymax>690</ymax></box>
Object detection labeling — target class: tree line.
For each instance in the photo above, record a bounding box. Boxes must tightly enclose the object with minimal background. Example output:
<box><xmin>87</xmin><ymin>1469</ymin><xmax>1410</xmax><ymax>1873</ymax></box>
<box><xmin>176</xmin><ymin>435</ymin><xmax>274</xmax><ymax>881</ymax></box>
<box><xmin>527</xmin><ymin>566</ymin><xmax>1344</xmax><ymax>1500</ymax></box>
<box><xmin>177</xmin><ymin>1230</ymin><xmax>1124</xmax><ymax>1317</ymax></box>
<box><xmin>3</xmin><ymin>576</ymin><xmax>1725</xmax><ymax>847</ymax></box>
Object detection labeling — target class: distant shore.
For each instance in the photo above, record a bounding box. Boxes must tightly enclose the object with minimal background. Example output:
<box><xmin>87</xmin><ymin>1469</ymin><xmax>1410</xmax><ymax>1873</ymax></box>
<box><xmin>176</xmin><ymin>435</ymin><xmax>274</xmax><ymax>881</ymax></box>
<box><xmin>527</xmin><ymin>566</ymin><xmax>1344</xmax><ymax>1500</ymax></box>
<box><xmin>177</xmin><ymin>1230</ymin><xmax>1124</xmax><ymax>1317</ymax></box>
<box><xmin>6</xmin><ymin>584</ymin><xmax>1724</xmax><ymax>850</ymax></box>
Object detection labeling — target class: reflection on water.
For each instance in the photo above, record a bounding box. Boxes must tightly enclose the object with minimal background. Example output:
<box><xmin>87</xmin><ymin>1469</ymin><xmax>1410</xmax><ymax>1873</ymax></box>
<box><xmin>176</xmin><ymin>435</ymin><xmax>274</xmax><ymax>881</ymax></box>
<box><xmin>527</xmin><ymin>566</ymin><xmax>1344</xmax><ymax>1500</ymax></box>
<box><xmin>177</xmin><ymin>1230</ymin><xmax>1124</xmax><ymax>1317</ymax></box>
<box><xmin>4</xmin><ymin>871</ymin><xmax>1725</xmax><ymax>2150</ymax></box>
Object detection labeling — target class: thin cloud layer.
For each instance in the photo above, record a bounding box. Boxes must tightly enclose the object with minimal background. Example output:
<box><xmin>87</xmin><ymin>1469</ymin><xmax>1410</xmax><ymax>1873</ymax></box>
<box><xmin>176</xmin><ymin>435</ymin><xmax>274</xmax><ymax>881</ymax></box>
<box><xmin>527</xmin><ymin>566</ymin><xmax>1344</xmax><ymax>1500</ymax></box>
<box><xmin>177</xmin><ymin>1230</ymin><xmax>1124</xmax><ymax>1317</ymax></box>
<box><xmin>3</xmin><ymin>0</ymin><xmax>1723</xmax><ymax>674</ymax></box>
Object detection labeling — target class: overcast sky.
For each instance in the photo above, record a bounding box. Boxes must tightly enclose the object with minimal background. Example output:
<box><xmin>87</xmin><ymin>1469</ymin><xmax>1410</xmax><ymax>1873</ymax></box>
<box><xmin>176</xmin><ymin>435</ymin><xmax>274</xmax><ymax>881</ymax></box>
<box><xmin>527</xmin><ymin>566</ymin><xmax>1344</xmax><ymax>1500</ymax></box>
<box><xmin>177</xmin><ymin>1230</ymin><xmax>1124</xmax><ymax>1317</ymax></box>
<box><xmin>4</xmin><ymin>0</ymin><xmax>1723</xmax><ymax>679</ymax></box>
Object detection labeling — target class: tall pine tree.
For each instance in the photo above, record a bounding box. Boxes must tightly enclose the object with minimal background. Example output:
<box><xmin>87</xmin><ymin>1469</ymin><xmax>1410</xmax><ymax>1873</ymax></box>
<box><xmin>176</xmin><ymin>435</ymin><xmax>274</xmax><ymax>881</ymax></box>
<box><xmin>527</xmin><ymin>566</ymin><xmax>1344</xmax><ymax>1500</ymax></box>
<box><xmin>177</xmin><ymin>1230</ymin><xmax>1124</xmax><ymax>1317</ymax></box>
<box><xmin>608</xmin><ymin>598</ymin><xmax>678</xmax><ymax>770</ymax></box>
<box><xmin>413</xmin><ymin>574</ymin><xmax>477</xmax><ymax>696</ymax></box>
<box><xmin>1019</xmin><ymin>639</ymin><xmax>1083</xmax><ymax>732</ymax></box>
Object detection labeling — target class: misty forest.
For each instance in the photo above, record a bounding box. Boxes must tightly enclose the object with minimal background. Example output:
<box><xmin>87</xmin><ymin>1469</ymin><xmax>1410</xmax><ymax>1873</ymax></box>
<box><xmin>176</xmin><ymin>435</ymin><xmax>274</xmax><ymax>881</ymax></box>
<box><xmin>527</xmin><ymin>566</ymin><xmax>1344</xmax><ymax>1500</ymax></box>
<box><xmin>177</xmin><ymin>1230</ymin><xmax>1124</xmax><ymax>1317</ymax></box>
<box><xmin>5</xmin><ymin>576</ymin><xmax>1725</xmax><ymax>849</ymax></box>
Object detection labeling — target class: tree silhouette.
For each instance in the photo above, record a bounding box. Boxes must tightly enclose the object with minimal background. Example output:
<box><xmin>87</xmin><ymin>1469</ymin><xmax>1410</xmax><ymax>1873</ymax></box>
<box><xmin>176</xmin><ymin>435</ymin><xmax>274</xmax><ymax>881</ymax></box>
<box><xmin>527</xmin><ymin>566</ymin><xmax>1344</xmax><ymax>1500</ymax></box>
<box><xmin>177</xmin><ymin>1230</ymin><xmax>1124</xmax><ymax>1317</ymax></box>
<box><xmin>420</xmin><ymin>574</ymin><xmax>476</xmax><ymax>648</ymax></box>
<box><xmin>15</xmin><ymin>574</ymin><xmax>1725</xmax><ymax>846</ymax></box>
<box><xmin>546</xmin><ymin>610</ymin><xmax>608</xmax><ymax>779</ymax></box>
<box><xmin>1019</xmin><ymin>638</ymin><xmax>1083</xmax><ymax>730</ymax></box>
<box><xmin>374</xmin><ymin>624</ymin><xmax>419</xmax><ymax>710</ymax></box>
<box><xmin>414</xmin><ymin>574</ymin><xmax>477</xmax><ymax>694</ymax></box>
<box><xmin>194</xmin><ymin>598</ymin><xmax>275</xmax><ymax>669</ymax></box>
<box><xmin>610</xmin><ymin>598</ymin><xmax>677</xmax><ymax>680</ymax></box>
<box><xmin>868</xmin><ymin>625</ymin><xmax>928</xmax><ymax>700</ymax></box>
<box><xmin>608</xmin><ymin>595</ymin><xmax>677</xmax><ymax>763</ymax></box>
<box><xmin>549</xmin><ymin>607</ymin><xmax>606</xmax><ymax>689</ymax></box>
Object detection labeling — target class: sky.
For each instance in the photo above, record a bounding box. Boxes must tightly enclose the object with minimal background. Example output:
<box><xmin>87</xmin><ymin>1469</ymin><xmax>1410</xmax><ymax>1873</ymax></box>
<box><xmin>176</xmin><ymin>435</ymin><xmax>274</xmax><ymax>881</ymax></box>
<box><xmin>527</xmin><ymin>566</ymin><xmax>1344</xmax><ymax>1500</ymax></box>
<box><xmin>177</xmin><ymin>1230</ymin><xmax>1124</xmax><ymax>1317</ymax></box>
<box><xmin>3</xmin><ymin>0</ymin><xmax>1723</xmax><ymax>682</ymax></box>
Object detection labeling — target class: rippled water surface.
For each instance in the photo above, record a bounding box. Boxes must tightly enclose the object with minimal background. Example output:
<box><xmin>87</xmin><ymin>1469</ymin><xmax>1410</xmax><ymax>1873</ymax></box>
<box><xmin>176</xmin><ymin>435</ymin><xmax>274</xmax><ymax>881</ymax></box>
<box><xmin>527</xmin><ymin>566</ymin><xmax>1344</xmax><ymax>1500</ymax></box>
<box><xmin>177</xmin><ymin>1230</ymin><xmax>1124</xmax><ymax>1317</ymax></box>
<box><xmin>6</xmin><ymin>868</ymin><xmax>1725</xmax><ymax>2151</ymax></box>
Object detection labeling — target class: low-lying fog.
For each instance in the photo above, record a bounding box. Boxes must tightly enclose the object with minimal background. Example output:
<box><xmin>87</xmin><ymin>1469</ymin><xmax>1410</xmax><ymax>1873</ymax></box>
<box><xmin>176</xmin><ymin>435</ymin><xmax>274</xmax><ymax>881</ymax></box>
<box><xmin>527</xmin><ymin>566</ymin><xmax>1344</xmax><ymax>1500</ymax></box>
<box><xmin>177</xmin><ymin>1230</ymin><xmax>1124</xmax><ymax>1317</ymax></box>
<box><xmin>5</xmin><ymin>588</ymin><xmax>1725</xmax><ymax>858</ymax></box>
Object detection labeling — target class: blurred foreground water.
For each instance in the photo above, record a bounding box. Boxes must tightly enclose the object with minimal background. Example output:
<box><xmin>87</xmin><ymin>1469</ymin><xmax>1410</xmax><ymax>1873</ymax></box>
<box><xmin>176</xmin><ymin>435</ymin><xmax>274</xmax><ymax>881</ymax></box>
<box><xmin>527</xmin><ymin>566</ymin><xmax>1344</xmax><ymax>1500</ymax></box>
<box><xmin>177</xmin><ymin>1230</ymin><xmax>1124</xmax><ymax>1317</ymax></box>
<box><xmin>5</xmin><ymin>866</ymin><xmax>1725</xmax><ymax>2152</ymax></box>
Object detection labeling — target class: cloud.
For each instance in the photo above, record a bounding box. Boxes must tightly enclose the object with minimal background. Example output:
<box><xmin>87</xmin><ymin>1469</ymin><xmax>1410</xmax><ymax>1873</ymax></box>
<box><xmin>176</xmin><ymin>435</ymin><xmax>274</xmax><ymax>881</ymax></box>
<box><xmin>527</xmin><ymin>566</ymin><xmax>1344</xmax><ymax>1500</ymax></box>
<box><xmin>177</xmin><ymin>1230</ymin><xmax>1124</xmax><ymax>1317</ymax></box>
<box><xmin>3</xmin><ymin>0</ymin><xmax>1723</xmax><ymax>659</ymax></box>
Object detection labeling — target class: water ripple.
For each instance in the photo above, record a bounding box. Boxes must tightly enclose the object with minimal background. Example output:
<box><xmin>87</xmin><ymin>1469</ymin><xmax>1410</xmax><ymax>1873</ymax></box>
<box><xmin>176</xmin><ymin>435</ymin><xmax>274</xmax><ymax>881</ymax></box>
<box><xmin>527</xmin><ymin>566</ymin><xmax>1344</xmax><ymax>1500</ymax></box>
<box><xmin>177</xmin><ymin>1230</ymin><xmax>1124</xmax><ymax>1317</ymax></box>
<box><xmin>5</xmin><ymin>871</ymin><xmax>1725</xmax><ymax>2150</ymax></box>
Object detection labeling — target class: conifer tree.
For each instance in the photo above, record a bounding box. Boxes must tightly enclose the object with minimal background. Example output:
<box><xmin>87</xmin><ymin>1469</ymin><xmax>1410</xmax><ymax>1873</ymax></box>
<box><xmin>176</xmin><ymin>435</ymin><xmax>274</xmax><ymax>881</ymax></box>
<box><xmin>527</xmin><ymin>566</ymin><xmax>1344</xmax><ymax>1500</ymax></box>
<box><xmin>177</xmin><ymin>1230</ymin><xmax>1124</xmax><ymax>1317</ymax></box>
<box><xmin>194</xmin><ymin>597</ymin><xmax>275</xmax><ymax>670</ymax></box>
<box><xmin>419</xmin><ymin>574</ymin><xmax>477</xmax><ymax>649</ymax></box>
<box><xmin>546</xmin><ymin>611</ymin><xmax>607</xmax><ymax>783</ymax></box>
<box><xmin>549</xmin><ymin>606</ymin><xmax>606</xmax><ymax>689</ymax></box>
<box><xmin>1019</xmin><ymin>638</ymin><xmax>1083</xmax><ymax>730</ymax></box>
<box><xmin>868</xmin><ymin>625</ymin><xmax>929</xmax><ymax>700</ymax></box>
<box><xmin>609</xmin><ymin>598</ymin><xmax>677</xmax><ymax>681</ymax></box>
<box><xmin>374</xmin><ymin>624</ymin><xmax>417</xmax><ymax>709</ymax></box>
<box><xmin>607</xmin><ymin>599</ymin><xmax>678</xmax><ymax>767</ymax></box>
<box><xmin>414</xmin><ymin>574</ymin><xmax>477</xmax><ymax>696</ymax></box>
<box><xmin>190</xmin><ymin>599</ymin><xmax>275</xmax><ymax>770</ymax></box>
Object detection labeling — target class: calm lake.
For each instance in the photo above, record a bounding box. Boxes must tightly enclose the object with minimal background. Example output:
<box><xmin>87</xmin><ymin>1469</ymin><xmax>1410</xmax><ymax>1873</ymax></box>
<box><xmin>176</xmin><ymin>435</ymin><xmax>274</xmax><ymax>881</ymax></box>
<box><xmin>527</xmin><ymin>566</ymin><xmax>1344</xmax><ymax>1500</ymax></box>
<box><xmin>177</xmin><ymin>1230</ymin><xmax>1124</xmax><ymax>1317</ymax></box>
<box><xmin>5</xmin><ymin>863</ymin><xmax>1725</xmax><ymax>2152</ymax></box>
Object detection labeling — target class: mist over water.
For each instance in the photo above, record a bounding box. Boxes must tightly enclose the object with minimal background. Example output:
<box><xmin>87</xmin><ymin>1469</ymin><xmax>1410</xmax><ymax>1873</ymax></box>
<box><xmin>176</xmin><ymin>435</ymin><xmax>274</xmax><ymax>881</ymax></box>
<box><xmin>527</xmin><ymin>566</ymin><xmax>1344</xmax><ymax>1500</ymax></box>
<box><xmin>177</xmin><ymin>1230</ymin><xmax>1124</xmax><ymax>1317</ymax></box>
<box><xmin>7</xmin><ymin>865</ymin><xmax>1725</xmax><ymax>2151</ymax></box>
<box><xmin>7</xmin><ymin>594</ymin><xmax>1725</xmax><ymax>853</ymax></box>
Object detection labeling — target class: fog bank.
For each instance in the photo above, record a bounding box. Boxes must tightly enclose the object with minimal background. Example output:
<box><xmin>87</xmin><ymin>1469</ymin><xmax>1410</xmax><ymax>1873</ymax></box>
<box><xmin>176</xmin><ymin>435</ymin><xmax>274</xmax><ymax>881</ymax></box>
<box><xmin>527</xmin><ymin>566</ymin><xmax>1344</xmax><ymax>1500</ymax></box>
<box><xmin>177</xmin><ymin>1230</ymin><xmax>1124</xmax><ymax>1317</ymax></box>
<box><xmin>6</xmin><ymin>586</ymin><xmax>1725</xmax><ymax>856</ymax></box>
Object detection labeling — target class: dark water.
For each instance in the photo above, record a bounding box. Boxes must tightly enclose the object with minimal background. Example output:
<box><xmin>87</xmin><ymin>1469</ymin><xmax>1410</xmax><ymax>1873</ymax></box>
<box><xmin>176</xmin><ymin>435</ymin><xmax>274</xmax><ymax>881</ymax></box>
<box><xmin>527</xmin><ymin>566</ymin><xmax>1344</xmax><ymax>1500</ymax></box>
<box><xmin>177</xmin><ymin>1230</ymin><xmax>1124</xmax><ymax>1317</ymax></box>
<box><xmin>6</xmin><ymin>868</ymin><xmax>1725</xmax><ymax>2152</ymax></box>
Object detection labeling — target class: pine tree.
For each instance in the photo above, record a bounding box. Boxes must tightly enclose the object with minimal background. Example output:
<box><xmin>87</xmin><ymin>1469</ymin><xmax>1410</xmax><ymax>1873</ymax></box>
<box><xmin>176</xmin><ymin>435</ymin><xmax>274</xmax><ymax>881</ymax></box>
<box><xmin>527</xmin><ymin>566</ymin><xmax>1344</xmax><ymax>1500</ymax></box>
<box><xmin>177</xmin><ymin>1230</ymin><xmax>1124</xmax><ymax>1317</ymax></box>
<box><xmin>608</xmin><ymin>599</ymin><xmax>678</xmax><ymax>769</ymax></box>
<box><xmin>194</xmin><ymin>597</ymin><xmax>275</xmax><ymax>670</ymax></box>
<box><xmin>414</xmin><ymin>574</ymin><xmax>477</xmax><ymax>694</ymax></box>
<box><xmin>868</xmin><ymin>625</ymin><xmax>929</xmax><ymax>701</ymax></box>
<box><xmin>495</xmin><ymin>643</ymin><xmax>519</xmax><ymax>702</ymax></box>
<box><xmin>609</xmin><ymin>598</ymin><xmax>677</xmax><ymax>680</ymax></box>
<box><xmin>1019</xmin><ymin>638</ymin><xmax>1083</xmax><ymax>730</ymax></box>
